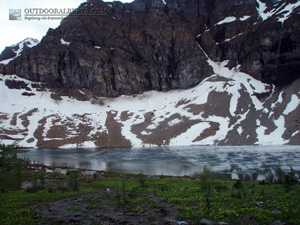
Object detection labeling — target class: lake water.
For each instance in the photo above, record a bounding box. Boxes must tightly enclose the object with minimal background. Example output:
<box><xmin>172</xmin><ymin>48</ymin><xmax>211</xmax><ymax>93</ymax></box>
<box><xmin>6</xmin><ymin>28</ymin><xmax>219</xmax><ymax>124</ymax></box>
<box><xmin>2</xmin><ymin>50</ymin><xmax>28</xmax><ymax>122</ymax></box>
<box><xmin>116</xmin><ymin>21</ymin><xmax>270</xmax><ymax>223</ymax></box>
<box><xmin>18</xmin><ymin>145</ymin><xmax>300</xmax><ymax>180</ymax></box>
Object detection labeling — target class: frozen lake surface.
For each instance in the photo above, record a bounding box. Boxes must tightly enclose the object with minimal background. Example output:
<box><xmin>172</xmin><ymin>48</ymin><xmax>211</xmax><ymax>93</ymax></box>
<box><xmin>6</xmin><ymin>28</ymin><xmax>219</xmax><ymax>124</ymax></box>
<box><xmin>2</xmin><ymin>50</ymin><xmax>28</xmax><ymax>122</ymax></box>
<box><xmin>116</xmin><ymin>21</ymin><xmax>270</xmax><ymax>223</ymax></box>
<box><xmin>19</xmin><ymin>145</ymin><xmax>300</xmax><ymax>180</ymax></box>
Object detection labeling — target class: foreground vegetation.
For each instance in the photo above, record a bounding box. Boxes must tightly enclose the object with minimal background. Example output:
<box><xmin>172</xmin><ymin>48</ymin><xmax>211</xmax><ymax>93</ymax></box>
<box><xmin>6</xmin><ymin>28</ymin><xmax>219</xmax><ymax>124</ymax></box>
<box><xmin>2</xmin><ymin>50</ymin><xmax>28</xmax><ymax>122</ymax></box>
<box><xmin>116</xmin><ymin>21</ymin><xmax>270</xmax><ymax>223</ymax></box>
<box><xmin>0</xmin><ymin>143</ymin><xmax>300</xmax><ymax>224</ymax></box>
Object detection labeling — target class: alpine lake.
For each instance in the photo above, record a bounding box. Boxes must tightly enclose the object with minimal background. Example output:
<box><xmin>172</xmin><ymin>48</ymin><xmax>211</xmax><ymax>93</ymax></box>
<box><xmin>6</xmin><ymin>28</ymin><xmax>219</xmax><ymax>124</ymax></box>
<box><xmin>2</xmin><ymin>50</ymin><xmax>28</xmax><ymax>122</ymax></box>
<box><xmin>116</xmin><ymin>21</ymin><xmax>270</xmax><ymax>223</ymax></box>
<box><xmin>19</xmin><ymin>145</ymin><xmax>300</xmax><ymax>181</ymax></box>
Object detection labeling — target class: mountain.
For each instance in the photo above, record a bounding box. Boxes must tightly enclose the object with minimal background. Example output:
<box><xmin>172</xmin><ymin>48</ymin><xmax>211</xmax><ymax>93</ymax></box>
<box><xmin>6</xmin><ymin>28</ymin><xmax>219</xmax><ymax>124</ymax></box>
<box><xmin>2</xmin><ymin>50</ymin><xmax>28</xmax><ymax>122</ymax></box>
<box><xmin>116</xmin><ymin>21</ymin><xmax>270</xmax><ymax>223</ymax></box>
<box><xmin>0</xmin><ymin>0</ymin><xmax>299</xmax><ymax>148</ymax></box>
<box><xmin>0</xmin><ymin>38</ymin><xmax>39</xmax><ymax>64</ymax></box>
<box><xmin>1</xmin><ymin>0</ymin><xmax>300</xmax><ymax>96</ymax></box>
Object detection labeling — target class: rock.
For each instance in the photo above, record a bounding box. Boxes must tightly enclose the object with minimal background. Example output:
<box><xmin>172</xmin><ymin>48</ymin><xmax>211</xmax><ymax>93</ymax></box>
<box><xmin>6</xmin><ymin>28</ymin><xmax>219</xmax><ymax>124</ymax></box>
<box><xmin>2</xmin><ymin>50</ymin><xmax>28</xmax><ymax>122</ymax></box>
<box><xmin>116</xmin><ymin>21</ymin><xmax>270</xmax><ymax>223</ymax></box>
<box><xmin>21</xmin><ymin>181</ymin><xmax>33</xmax><ymax>189</ymax></box>
<box><xmin>180</xmin><ymin>186</ymin><xmax>189</xmax><ymax>191</ymax></box>
<box><xmin>241</xmin><ymin>215</ymin><xmax>259</xmax><ymax>225</ymax></box>
<box><xmin>272</xmin><ymin>209</ymin><xmax>281</xmax><ymax>214</ymax></box>
<box><xmin>256</xmin><ymin>202</ymin><xmax>264</xmax><ymax>207</ymax></box>
<box><xmin>200</xmin><ymin>218</ymin><xmax>216</xmax><ymax>225</ymax></box>
<box><xmin>22</xmin><ymin>92</ymin><xmax>35</xmax><ymax>97</ymax></box>
<box><xmin>69</xmin><ymin>218</ymin><xmax>80</xmax><ymax>223</ymax></box>
<box><xmin>218</xmin><ymin>222</ymin><xmax>229</xmax><ymax>225</ymax></box>
<box><xmin>0</xmin><ymin>168</ymin><xmax>7</xmax><ymax>173</ymax></box>
<box><xmin>164</xmin><ymin>218</ymin><xmax>187</xmax><ymax>225</ymax></box>
<box><xmin>1</xmin><ymin>0</ymin><xmax>299</xmax><ymax>97</ymax></box>
<box><xmin>0</xmin><ymin>0</ymin><xmax>212</xmax><ymax>97</ymax></box>
<box><xmin>247</xmin><ymin>190</ymin><xmax>255</xmax><ymax>194</ymax></box>
<box><xmin>269</xmin><ymin>221</ymin><xmax>287</xmax><ymax>225</ymax></box>
<box><xmin>5</xmin><ymin>79</ymin><xmax>30</xmax><ymax>90</ymax></box>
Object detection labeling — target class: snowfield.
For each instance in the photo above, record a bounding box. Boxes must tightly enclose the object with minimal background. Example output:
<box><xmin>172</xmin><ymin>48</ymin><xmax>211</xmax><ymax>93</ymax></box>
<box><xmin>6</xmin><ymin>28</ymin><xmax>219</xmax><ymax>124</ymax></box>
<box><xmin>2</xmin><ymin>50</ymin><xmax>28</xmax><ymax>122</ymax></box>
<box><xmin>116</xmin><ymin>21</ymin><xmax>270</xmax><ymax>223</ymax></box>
<box><xmin>0</xmin><ymin>54</ymin><xmax>299</xmax><ymax>148</ymax></box>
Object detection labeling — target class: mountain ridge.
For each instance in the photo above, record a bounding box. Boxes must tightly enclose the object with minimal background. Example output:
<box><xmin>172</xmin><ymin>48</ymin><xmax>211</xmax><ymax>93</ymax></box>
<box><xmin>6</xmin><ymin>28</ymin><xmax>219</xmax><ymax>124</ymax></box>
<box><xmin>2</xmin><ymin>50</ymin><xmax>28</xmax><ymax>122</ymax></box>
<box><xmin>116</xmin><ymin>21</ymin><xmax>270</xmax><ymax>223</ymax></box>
<box><xmin>0</xmin><ymin>56</ymin><xmax>299</xmax><ymax>148</ymax></box>
<box><xmin>0</xmin><ymin>0</ymin><xmax>299</xmax><ymax>147</ymax></box>
<box><xmin>1</xmin><ymin>0</ymin><xmax>300</xmax><ymax>96</ymax></box>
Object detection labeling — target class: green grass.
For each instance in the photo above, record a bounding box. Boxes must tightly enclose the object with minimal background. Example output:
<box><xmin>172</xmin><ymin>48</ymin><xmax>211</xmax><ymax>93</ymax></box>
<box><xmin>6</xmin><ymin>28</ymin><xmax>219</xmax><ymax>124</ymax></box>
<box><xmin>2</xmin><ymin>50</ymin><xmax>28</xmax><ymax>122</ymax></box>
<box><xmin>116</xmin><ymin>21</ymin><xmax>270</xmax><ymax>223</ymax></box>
<box><xmin>0</xmin><ymin>189</ymin><xmax>91</xmax><ymax>224</ymax></box>
<box><xmin>1</xmin><ymin>174</ymin><xmax>300</xmax><ymax>224</ymax></box>
<box><xmin>86</xmin><ymin>177</ymin><xmax>300</xmax><ymax>224</ymax></box>
<box><xmin>1</xmin><ymin>143</ymin><xmax>300</xmax><ymax>224</ymax></box>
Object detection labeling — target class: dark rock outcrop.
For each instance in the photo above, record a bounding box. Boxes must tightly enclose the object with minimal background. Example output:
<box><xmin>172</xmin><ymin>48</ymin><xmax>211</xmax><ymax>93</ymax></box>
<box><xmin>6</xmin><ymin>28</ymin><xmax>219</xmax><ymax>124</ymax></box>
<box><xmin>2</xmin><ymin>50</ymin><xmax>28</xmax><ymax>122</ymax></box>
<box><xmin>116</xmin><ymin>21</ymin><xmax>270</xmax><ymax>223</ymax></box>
<box><xmin>0</xmin><ymin>0</ymin><xmax>300</xmax><ymax>96</ymax></box>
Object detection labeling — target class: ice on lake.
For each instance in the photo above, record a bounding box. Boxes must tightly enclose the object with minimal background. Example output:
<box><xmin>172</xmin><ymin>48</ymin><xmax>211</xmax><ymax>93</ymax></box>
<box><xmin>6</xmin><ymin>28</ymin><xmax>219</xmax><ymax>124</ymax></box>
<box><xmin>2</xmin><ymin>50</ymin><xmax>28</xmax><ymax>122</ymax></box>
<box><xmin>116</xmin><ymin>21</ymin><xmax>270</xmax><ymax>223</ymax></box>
<box><xmin>19</xmin><ymin>145</ymin><xmax>300</xmax><ymax>180</ymax></box>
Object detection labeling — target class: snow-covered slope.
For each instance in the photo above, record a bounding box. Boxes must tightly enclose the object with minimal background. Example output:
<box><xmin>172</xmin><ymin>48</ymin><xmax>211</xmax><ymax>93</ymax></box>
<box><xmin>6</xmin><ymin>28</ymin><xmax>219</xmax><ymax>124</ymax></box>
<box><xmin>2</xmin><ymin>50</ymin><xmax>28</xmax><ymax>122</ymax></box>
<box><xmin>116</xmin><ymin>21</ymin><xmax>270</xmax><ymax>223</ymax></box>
<box><xmin>0</xmin><ymin>38</ymin><xmax>39</xmax><ymax>64</ymax></box>
<box><xmin>0</xmin><ymin>54</ymin><xmax>299</xmax><ymax>148</ymax></box>
<box><xmin>0</xmin><ymin>0</ymin><xmax>299</xmax><ymax>148</ymax></box>
<box><xmin>256</xmin><ymin>0</ymin><xmax>300</xmax><ymax>23</ymax></box>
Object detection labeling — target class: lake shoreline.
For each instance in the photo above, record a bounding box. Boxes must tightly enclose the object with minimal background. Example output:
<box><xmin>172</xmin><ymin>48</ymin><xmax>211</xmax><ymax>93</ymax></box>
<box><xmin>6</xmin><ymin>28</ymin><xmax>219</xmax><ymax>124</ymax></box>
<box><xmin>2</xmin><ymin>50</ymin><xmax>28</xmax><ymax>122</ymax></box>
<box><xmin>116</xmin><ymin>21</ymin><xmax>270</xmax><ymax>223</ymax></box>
<box><xmin>2</xmin><ymin>144</ymin><xmax>300</xmax><ymax>224</ymax></box>
<box><xmin>17</xmin><ymin>145</ymin><xmax>300</xmax><ymax>180</ymax></box>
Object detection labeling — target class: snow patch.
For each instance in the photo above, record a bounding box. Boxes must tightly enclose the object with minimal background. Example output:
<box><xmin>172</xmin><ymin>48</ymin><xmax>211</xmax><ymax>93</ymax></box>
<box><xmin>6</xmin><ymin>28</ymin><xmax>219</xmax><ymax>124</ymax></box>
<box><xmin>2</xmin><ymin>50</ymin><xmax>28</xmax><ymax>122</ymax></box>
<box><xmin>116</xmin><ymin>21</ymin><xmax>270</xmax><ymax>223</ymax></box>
<box><xmin>59</xmin><ymin>141</ymin><xmax>97</xmax><ymax>149</ymax></box>
<box><xmin>0</xmin><ymin>38</ymin><xmax>39</xmax><ymax>65</ymax></box>
<box><xmin>256</xmin><ymin>119</ymin><xmax>267</xmax><ymax>139</ymax></box>
<box><xmin>271</xmin><ymin>91</ymin><xmax>284</xmax><ymax>109</ymax></box>
<box><xmin>292</xmin><ymin>131</ymin><xmax>299</xmax><ymax>137</ymax></box>
<box><xmin>224</xmin><ymin>33</ymin><xmax>243</xmax><ymax>42</ymax></box>
<box><xmin>283</xmin><ymin>94</ymin><xmax>299</xmax><ymax>115</ymax></box>
<box><xmin>240</xmin><ymin>15</ymin><xmax>251</xmax><ymax>21</ymax></box>
<box><xmin>215</xmin><ymin>16</ymin><xmax>236</xmax><ymax>25</ymax></box>
<box><xmin>237</xmin><ymin>126</ymin><xmax>243</xmax><ymax>135</ymax></box>
<box><xmin>170</xmin><ymin>122</ymin><xmax>211</xmax><ymax>146</ymax></box>
<box><xmin>60</xmin><ymin>38</ymin><xmax>70</xmax><ymax>45</ymax></box>
<box><xmin>115</xmin><ymin>111</ymin><xmax>143</xmax><ymax>147</ymax></box>
<box><xmin>78</xmin><ymin>90</ymin><xmax>85</xmax><ymax>95</ymax></box>
<box><xmin>141</xmin><ymin>130</ymin><xmax>152</xmax><ymax>135</ymax></box>
<box><xmin>276</xmin><ymin>1</ymin><xmax>300</xmax><ymax>23</ymax></box>
<box><xmin>205</xmin><ymin>59</ymin><xmax>269</xmax><ymax>112</ymax></box>
<box><xmin>256</xmin><ymin>0</ymin><xmax>300</xmax><ymax>23</ymax></box>
<box><xmin>256</xmin><ymin>0</ymin><xmax>280</xmax><ymax>21</ymax></box>
<box><xmin>256</xmin><ymin>115</ymin><xmax>288</xmax><ymax>145</ymax></box>
<box><xmin>168</xmin><ymin>118</ymin><xmax>182</xmax><ymax>127</ymax></box>
<box><xmin>8</xmin><ymin>38</ymin><xmax>39</xmax><ymax>48</ymax></box>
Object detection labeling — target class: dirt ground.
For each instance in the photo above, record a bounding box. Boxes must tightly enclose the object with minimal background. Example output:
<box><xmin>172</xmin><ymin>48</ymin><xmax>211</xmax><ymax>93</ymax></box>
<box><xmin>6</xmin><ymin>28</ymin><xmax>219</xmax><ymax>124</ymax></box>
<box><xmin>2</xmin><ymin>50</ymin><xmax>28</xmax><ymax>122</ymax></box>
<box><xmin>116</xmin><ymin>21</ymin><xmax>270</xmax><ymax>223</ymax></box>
<box><xmin>31</xmin><ymin>192</ymin><xmax>187</xmax><ymax>225</ymax></box>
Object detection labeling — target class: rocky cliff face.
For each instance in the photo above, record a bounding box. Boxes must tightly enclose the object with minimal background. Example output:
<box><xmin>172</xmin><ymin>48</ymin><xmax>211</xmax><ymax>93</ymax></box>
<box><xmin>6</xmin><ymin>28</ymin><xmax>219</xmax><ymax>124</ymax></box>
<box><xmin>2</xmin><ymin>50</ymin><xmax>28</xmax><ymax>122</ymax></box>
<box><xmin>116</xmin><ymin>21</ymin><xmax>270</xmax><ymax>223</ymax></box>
<box><xmin>1</xmin><ymin>0</ymin><xmax>300</xmax><ymax>97</ymax></box>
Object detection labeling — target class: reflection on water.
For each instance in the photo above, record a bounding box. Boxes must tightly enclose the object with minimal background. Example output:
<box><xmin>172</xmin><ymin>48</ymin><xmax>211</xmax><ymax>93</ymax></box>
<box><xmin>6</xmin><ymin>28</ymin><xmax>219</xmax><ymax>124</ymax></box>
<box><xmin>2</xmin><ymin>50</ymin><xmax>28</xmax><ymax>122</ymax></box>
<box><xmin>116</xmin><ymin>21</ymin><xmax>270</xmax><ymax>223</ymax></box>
<box><xmin>18</xmin><ymin>145</ymin><xmax>300</xmax><ymax>180</ymax></box>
